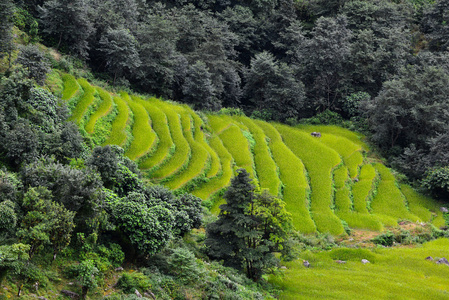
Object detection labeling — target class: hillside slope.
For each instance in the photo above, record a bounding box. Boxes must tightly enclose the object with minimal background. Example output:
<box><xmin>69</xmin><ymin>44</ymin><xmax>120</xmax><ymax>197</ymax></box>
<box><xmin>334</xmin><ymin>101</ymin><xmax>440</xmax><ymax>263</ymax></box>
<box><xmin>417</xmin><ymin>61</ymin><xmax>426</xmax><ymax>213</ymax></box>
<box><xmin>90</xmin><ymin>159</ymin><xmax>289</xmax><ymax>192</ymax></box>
<box><xmin>55</xmin><ymin>71</ymin><xmax>445</xmax><ymax>235</ymax></box>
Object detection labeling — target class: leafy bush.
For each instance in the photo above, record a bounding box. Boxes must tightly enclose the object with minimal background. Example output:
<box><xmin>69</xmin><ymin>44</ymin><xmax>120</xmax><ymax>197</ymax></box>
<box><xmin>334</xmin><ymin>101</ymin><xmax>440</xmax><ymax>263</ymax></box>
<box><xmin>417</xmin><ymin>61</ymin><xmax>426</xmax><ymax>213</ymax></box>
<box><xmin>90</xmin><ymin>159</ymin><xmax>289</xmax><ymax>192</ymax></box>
<box><xmin>168</xmin><ymin>247</ymin><xmax>201</xmax><ymax>284</ymax></box>
<box><xmin>372</xmin><ymin>231</ymin><xmax>395</xmax><ymax>246</ymax></box>
<box><xmin>116</xmin><ymin>272</ymin><xmax>151</xmax><ymax>294</ymax></box>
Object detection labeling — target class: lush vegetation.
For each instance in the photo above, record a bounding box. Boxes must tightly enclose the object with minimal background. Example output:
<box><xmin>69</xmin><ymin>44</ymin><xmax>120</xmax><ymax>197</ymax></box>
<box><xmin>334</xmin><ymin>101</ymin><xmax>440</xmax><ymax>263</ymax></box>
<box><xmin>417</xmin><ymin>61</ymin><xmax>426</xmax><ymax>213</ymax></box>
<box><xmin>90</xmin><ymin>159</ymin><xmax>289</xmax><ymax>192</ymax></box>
<box><xmin>3</xmin><ymin>0</ymin><xmax>449</xmax><ymax>298</ymax></box>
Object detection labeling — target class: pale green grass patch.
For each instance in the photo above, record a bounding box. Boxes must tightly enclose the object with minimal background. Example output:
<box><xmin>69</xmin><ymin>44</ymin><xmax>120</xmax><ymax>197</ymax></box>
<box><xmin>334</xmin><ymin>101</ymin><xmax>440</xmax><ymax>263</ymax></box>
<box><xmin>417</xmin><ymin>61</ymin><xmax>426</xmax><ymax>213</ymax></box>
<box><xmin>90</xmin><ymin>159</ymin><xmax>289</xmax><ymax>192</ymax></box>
<box><xmin>164</xmin><ymin>111</ymin><xmax>210</xmax><ymax>190</ymax></box>
<box><xmin>61</xmin><ymin>73</ymin><xmax>80</xmax><ymax>101</ymax></box>
<box><xmin>135</xmin><ymin>97</ymin><xmax>174</xmax><ymax>171</ymax></box>
<box><xmin>208</xmin><ymin>114</ymin><xmax>234</xmax><ymax>134</ymax></box>
<box><xmin>103</xmin><ymin>95</ymin><xmax>130</xmax><ymax>147</ymax></box>
<box><xmin>187</xmin><ymin>109</ymin><xmax>221</xmax><ymax>179</ymax></box>
<box><xmin>219</xmin><ymin>124</ymin><xmax>255</xmax><ymax>178</ymax></box>
<box><xmin>352</xmin><ymin>164</ymin><xmax>376</xmax><ymax>214</ymax></box>
<box><xmin>192</xmin><ymin>135</ymin><xmax>233</xmax><ymax>201</ymax></box>
<box><xmin>84</xmin><ymin>87</ymin><xmax>113</xmax><ymax>134</ymax></box>
<box><xmin>235</xmin><ymin>116</ymin><xmax>281</xmax><ymax>195</ymax></box>
<box><xmin>255</xmin><ymin>120</ymin><xmax>316</xmax><ymax>233</ymax></box>
<box><xmin>70</xmin><ymin>78</ymin><xmax>95</xmax><ymax>124</ymax></box>
<box><xmin>346</xmin><ymin>151</ymin><xmax>364</xmax><ymax>178</ymax></box>
<box><xmin>124</xmin><ymin>94</ymin><xmax>157</xmax><ymax>160</ymax></box>
<box><xmin>297</xmin><ymin>124</ymin><xmax>369</xmax><ymax>151</ymax></box>
<box><xmin>271</xmin><ymin>239</ymin><xmax>449</xmax><ymax>299</ymax></box>
<box><xmin>371</xmin><ymin>164</ymin><xmax>420</xmax><ymax>222</ymax></box>
<box><xmin>400</xmin><ymin>184</ymin><xmax>445</xmax><ymax>227</ymax></box>
<box><xmin>149</xmin><ymin>103</ymin><xmax>190</xmax><ymax>180</ymax></box>
<box><xmin>275</xmin><ymin>123</ymin><xmax>344</xmax><ymax>234</ymax></box>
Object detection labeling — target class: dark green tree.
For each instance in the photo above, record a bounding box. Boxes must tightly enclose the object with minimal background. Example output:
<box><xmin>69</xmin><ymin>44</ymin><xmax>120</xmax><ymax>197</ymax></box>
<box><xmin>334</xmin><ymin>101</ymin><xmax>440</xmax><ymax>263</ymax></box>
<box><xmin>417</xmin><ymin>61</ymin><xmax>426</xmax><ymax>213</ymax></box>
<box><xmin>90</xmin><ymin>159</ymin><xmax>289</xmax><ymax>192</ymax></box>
<box><xmin>98</xmin><ymin>28</ymin><xmax>141</xmax><ymax>84</ymax></box>
<box><xmin>205</xmin><ymin>169</ymin><xmax>292</xmax><ymax>280</ymax></box>
<box><xmin>134</xmin><ymin>13</ymin><xmax>179</xmax><ymax>98</ymax></box>
<box><xmin>0</xmin><ymin>0</ymin><xmax>15</xmax><ymax>70</ymax></box>
<box><xmin>86</xmin><ymin>145</ymin><xmax>142</xmax><ymax>197</ymax></box>
<box><xmin>182</xmin><ymin>61</ymin><xmax>220</xmax><ymax>110</ymax></box>
<box><xmin>244</xmin><ymin>51</ymin><xmax>305</xmax><ymax>121</ymax></box>
<box><xmin>421</xmin><ymin>0</ymin><xmax>449</xmax><ymax>51</ymax></box>
<box><xmin>17</xmin><ymin>187</ymin><xmax>75</xmax><ymax>258</ymax></box>
<box><xmin>38</xmin><ymin>0</ymin><xmax>93</xmax><ymax>57</ymax></box>
<box><xmin>363</xmin><ymin>66</ymin><xmax>449</xmax><ymax>152</ymax></box>
<box><xmin>16</xmin><ymin>45</ymin><xmax>51</xmax><ymax>85</ymax></box>
<box><xmin>109</xmin><ymin>192</ymin><xmax>174</xmax><ymax>257</ymax></box>
<box><xmin>296</xmin><ymin>16</ymin><xmax>352</xmax><ymax>111</ymax></box>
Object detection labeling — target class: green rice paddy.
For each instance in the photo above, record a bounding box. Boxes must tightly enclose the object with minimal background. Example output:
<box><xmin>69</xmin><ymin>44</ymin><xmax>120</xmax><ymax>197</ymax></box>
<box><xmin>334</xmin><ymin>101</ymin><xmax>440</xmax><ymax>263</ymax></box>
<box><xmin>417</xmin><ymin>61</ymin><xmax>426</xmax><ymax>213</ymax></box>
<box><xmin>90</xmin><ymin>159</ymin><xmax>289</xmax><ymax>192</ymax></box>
<box><xmin>123</xmin><ymin>94</ymin><xmax>157</xmax><ymax>160</ymax></box>
<box><xmin>63</xmin><ymin>73</ymin><xmax>446</xmax><ymax>238</ymax></box>
<box><xmin>70</xmin><ymin>78</ymin><xmax>95</xmax><ymax>124</ymax></box>
<box><xmin>102</xmin><ymin>95</ymin><xmax>130</xmax><ymax>147</ymax></box>
<box><xmin>61</xmin><ymin>73</ymin><xmax>80</xmax><ymax>101</ymax></box>
<box><xmin>84</xmin><ymin>87</ymin><xmax>113</xmax><ymax>134</ymax></box>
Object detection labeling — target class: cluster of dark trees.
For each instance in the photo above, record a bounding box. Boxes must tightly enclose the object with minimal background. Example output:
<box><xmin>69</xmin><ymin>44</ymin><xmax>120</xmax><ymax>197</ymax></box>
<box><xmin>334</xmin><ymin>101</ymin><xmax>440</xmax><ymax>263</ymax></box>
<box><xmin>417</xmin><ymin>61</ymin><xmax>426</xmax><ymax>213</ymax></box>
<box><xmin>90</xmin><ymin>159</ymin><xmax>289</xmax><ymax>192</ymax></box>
<box><xmin>0</xmin><ymin>64</ymin><xmax>203</xmax><ymax>297</ymax></box>
<box><xmin>6</xmin><ymin>0</ymin><xmax>447</xmax><ymax>194</ymax></box>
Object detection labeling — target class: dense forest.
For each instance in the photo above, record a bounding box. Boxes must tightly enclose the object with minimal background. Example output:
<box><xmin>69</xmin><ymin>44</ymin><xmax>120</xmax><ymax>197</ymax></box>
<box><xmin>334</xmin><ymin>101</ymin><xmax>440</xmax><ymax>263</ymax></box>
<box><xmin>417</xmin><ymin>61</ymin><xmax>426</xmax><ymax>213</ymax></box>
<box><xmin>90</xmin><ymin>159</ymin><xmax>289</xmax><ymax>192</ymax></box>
<box><xmin>2</xmin><ymin>0</ymin><xmax>449</xmax><ymax>299</ymax></box>
<box><xmin>4</xmin><ymin>0</ymin><xmax>449</xmax><ymax>191</ymax></box>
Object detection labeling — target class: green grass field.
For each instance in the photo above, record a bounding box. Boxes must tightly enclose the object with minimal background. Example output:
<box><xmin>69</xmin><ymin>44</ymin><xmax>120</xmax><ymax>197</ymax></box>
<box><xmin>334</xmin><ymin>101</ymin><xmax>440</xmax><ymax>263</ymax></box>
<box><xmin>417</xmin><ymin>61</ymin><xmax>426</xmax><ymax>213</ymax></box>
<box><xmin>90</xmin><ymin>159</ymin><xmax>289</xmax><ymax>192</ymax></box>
<box><xmin>164</xmin><ymin>110</ymin><xmax>210</xmax><ymax>190</ymax></box>
<box><xmin>134</xmin><ymin>97</ymin><xmax>174</xmax><ymax>171</ymax></box>
<box><xmin>235</xmin><ymin>116</ymin><xmax>281</xmax><ymax>195</ymax></box>
<box><xmin>219</xmin><ymin>124</ymin><xmax>256</xmax><ymax>179</ymax></box>
<box><xmin>70</xmin><ymin>78</ymin><xmax>95</xmax><ymax>124</ymax></box>
<box><xmin>63</xmin><ymin>75</ymin><xmax>446</xmax><ymax>238</ymax></box>
<box><xmin>149</xmin><ymin>103</ymin><xmax>191</xmax><ymax>180</ymax></box>
<box><xmin>191</xmin><ymin>135</ymin><xmax>234</xmax><ymax>201</ymax></box>
<box><xmin>84</xmin><ymin>87</ymin><xmax>113</xmax><ymax>134</ymax></box>
<box><xmin>276</xmin><ymin>124</ymin><xmax>345</xmax><ymax>235</ymax></box>
<box><xmin>371</xmin><ymin>164</ymin><xmax>420</xmax><ymax>222</ymax></box>
<box><xmin>61</xmin><ymin>73</ymin><xmax>80</xmax><ymax>101</ymax></box>
<box><xmin>255</xmin><ymin>120</ymin><xmax>316</xmax><ymax>233</ymax></box>
<box><xmin>270</xmin><ymin>239</ymin><xmax>449</xmax><ymax>299</ymax></box>
<box><xmin>123</xmin><ymin>94</ymin><xmax>157</xmax><ymax>160</ymax></box>
<box><xmin>102</xmin><ymin>94</ymin><xmax>130</xmax><ymax>147</ymax></box>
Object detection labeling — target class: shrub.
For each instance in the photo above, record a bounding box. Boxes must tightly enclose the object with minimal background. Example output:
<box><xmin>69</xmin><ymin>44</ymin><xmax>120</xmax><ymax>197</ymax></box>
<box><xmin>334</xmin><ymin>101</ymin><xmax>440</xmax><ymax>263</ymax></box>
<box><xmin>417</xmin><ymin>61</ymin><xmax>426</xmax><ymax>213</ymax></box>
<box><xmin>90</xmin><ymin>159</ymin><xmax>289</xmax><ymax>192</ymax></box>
<box><xmin>116</xmin><ymin>272</ymin><xmax>151</xmax><ymax>294</ymax></box>
<box><xmin>168</xmin><ymin>248</ymin><xmax>201</xmax><ymax>284</ymax></box>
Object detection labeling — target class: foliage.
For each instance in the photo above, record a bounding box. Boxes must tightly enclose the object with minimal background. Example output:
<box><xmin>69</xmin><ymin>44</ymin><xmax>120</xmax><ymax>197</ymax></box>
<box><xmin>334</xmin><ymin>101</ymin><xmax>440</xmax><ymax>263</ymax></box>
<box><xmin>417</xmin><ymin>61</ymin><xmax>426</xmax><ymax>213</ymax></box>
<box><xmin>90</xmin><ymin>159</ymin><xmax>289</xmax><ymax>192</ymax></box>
<box><xmin>116</xmin><ymin>272</ymin><xmax>151</xmax><ymax>294</ymax></box>
<box><xmin>0</xmin><ymin>243</ymin><xmax>30</xmax><ymax>285</ymax></box>
<box><xmin>16</xmin><ymin>45</ymin><xmax>50</xmax><ymax>85</ymax></box>
<box><xmin>76</xmin><ymin>259</ymin><xmax>99</xmax><ymax>299</ymax></box>
<box><xmin>206</xmin><ymin>169</ymin><xmax>292</xmax><ymax>280</ymax></box>
<box><xmin>17</xmin><ymin>187</ymin><xmax>75</xmax><ymax>258</ymax></box>
<box><xmin>86</xmin><ymin>145</ymin><xmax>142</xmax><ymax>197</ymax></box>
<box><xmin>421</xmin><ymin>166</ymin><xmax>449</xmax><ymax>199</ymax></box>
<box><xmin>38</xmin><ymin>0</ymin><xmax>93</xmax><ymax>58</ymax></box>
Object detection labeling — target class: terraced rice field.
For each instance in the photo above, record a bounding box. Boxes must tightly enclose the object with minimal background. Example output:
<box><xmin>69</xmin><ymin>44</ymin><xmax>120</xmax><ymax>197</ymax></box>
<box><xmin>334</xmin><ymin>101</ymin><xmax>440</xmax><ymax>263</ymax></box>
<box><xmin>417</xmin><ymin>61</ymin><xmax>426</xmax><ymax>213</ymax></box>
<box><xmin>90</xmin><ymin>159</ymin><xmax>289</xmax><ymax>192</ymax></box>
<box><xmin>58</xmin><ymin>73</ymin><xmax>445</xmax><ymax>237</ymax></box>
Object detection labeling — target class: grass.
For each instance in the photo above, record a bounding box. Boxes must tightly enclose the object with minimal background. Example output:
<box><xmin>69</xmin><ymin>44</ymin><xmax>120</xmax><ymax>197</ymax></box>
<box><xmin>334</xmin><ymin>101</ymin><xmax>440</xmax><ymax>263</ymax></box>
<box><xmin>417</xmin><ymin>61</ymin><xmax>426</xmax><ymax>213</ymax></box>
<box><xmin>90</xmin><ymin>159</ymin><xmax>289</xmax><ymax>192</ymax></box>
<box><xmin>235</xmin><ymin>116</ymin><xmax>281</xmax><ymax>195</ymax></box>
<box><xmin>188</xmin><ymin>109</ymin><xmax>221</xmax><ymax>179</ymax></box>
<box><xmin>400</xmin><ymin>184</ymin><xmax>445</xmax><ymax>228</ymax></box>
<box><xmin>70</xmin><ymin>78</ymin><xmax>96</xmax><ymax>124</ymax></box>
<box><xmin>61</xmin><ymin>73</ymin><xmax>80</xmax><ymax>101</ymax></box>
<box><xmin>346</xmin><ymin>151</ymin><xmax>364</xmax><ymax>179</ymax></box>
<box><xmin>102</xmin><ymin>94</ymin><xmax>130</xmax><ymax>147</ymax></box>
<box><xmin>256</xmin><ymin>120</ymin><xmax>316</xmax><ymax>233</ymax></box>
<box><xmin>276</xmin><ymin>124</ymin><xmax>344</xmax><ymax>235</ymax></box>
<box><xmin>270</xmin><ymin>239</ymin><xmax>449</xmax><ymax>299</ymax></box>
<box><xmin>149</xmin><ymin>103</ymin><xmax>190</xmax><ymax>180</ymax></box>
<box><xmin>164</xmin><ymin>110</ymin><xmax>210</xmax><ymax>190</ymax></box>
<box><xmin>84</xmin><ymin>87</ymin><xmax>113</xmax><ymax>134</ymax></box>
<box><xmin>371</xmin><ymin>164</ymin><xmax>420</xmax><ymax>222</ymax></box>
<box><xmin>297</xmin><ymin>124</ymin><xmax>369</xmax><ymax>151</ymax></box>
<box><xmin>134</xmin><ymin>97</ymin><xmax>174</xmax><ymax>171</ymax></box>
<box><xmin>123</xmin><ymin>94</ymin><xmax>158</xmax><ymax>160</ymax></box>
<box><xmin>192</xmin><ymin>135</ymin><xmax>234</xmax><ymax>201</ymax></box>
<box><xmin>219</xmin><ymin>124</ymin><xmax>256</xmax><ymax>179</ymax></box>
<box><xmin>334</xmin><ymin>166</ymin><xmax>352</xmax><ymax>212</ymax></box>
<box><xmin>208</xmin><ymin>115</ymin><xmax>234</xmax><ymax>134</ymax></box>
<box><xmin>352</xmin><ymin>164</ymin><xmax>376</xmax><ymax>214</ymax></box>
